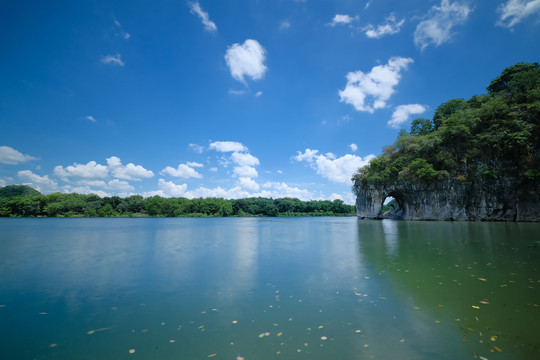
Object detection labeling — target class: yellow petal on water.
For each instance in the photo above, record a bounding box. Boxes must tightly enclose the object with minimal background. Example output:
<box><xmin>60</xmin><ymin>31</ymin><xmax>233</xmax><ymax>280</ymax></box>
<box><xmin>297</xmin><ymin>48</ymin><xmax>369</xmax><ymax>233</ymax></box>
<box><xmin>232</xmin><ymin>320</ymin><xmax>238</xmax><ymax>324</ymax></box>
<box><xmin>472</xmin><ymin>305</ymin><xmax>480</xmax><ymax>309</ymax></box>
<box><xmin>258</xmin><ymin>333</ymin><xmax>265</xmax><ymax>338</ymax></box>
<box><xmin>277</xmin><ymin>332</ymin><xmax>283</xmax><ymax>336</ymax></box>
<box><xmin>355</xmin><ymin>330</ymin><xmax>362</xmax><ymax>333</ymax></box>
<box><xmin>480</xmin><ymin>301</ymin><xmax>489</xmax><ymax>304</ymax></box>
<box><xmin>87</xmin><ymin>330</ymin><xmax>95</xmax><ymax>335</ymax></box>
<box><xmin>494</xmin><ymin>346</ymin><xmax>502</xmax><ymax>352</ymax></box>
<box><xmin>129</xmin><ymin>349</ymin><xmax>135</xmax><ymax>354</ymax></box>
<box><xmin>289</xmin><ymin>317</ymin><xmax>293</xmax><ymax>321</ymax></box>
<box><xmin>304</xmin><ymin>343</ymin><xmax>308</xmax><ymax>347</ymax></box>
<box><xmin>237</xmin><ymin>357</ymin><xmax>244</xmax><ymax>360</ymax></box>
<box><xmin>321</xmin><ymin>336</ymin><xmax>328</xmax><ymax>340</ymax></box>
<box><xmin>363</xmin><ymin>344</ymin><xmax>369</xmax><ymax>348</ymax></box>
<box><xmin>49</xmin><ymin>343</ymin><xmax>57</xmax><ymax>348</ymax></box>
<box><xmin>318</xmin><ymin>325</ymin><xmax>324</xmax><ymax>329</ymax></box>
<box><xmin>39</xmin><ymin>312</ymin><xmax>48</xmax><ymax>315</ymax></box>
<box><xmin>208</xmin><ymin>353</ymin><xmax>217</xmax><ymax>357</ymax></box>
<box><xmin>400</xmin><ymin>339</ymin><xmax>405</xmax><ymax>343</ymax></box>
<box><xmin>211</xmin><ymin>308</ymin><xmax>217</xmax><ymax>311</ymax></box>
<box><xmin>161</xmin><ymin>322</ymin><xmax>166</xmax><ymax>325</ymax></box>
<box><xmin>169</xmin><ymin>340</ymin><xmax>175</xmax><ymax>343</ymax></box>
<box><xmin>478</xmin><ymin>278</ymin><xmax>487</xmax><ymax>282</ymax></box>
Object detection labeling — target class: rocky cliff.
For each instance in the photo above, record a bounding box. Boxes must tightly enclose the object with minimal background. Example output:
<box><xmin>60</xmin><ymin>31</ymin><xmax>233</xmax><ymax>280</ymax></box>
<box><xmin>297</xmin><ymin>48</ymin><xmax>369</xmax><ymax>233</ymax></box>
<box><xmin>353</xmin><ymin>177</ymin><xmax>540</xmax><ymax>221</ymax></box>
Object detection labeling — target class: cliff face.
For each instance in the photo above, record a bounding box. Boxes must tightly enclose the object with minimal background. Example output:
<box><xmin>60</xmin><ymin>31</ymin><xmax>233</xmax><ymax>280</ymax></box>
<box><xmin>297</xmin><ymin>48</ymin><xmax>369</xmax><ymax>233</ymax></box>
<box><xmin>354</xmin><ymin>178</ymin><xmax>540</xmax><ymax>222</ymax></box>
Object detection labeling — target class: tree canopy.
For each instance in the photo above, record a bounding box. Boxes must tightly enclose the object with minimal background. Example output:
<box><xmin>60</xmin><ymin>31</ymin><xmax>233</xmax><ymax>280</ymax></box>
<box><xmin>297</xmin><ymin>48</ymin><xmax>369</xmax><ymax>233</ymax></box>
<box><xmin>354</xmin><ymin>62</ymin><xmax>540</xmax><ymax>186</ymax></box>
<box><xmin>0</xmin><ymin>190</ymin><xmax>355</xmax><ymax>218</ymax></box>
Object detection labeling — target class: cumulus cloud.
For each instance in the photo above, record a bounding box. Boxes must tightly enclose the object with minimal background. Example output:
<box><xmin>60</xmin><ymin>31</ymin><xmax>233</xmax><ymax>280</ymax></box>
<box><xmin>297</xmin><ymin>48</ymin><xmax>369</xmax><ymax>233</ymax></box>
<box><xmin>259</xmin><ymin>182</ymin><xmax>313</xmax><ymax>201</ymax></box>
<box><xmin>349</xmin><ymin>143</ymin><xmax>358</xmax><ymax>152</ymax></box>
<box><xmin>328</xmin><ymin>14</ymin><xmax>359</xmax><ymax>26</ymax></box>
<box><xmin>233</xmin><ymin>165</ymin><xmax>258</xmax><ymax>178</ymax></box>
<box><xmin>85</xmin><ymin>115</ymin><xmax>96</xmax><ymax>122</ymax></box>
<box><xmin>54</xmin><ymin>161</ymin><xmax>108</xmax><ymax>180</ymax></box>
<box><xmin>63</xmin><ymin>186</ymin><xmax>110</xmax><ymax>198</ymax></box>
<box><xmin>101</xmin><ymin>53</ymin><xmax>125</xmax><ymax>66</ymax></box>
<box><xmin>17</xmin><ymin>170</ymin><xmax>58</xmax><ymax>193</ymax></box>
<box><xmin>0</xmin><ymin>146</ymin><xmax>38</xmax><ymax>165</ymax></box>
<box><xmin>388</xmin><ymin>104</ymin><xmax>427</xmax><ymax>128</ymax></box>
<box><xmin>231</xmin><ymin>152</ymin><xmax>260</xmax><ymax>167</ymax></box>
<box><xmin>294</xmin><ymin>149</ymin><xmax>376</xmax><ymax>184</ymax></box>
<box><xmin>363</xmin><ymin>14</ymin><xmax>405</xmax><ymax>38</ymax></box>
<box><xmin>339</xmin><ymin>57</ymin><xmax>413</xmax><ymax>113</ymax></box>
<box><xmin>414</xmin><ymin>0</ymin><xmax>472</xmax><ymax>51</ymax></box>
<box><xmin>225</xmin><ymin>39</ymin><xmax>267</xmax><ymax>84</ymax></box>
<box><xmin>106</xmin><ymin>156</ymin><xmax>154</xmax><ymax>180</ymax></box>
<box><xmin>189</xmin><ymin>1</ymin><xmax>218</xmax><ymax>32</ymax></box>
<box><xmin>161</xmin><ymin>163</ymin><xmax>203</xmax><ymax>179</ymax></box>
<box><xmin>497</xmin><ymin>0</ymin><xmax>540</xmax><ymax>28</ymax></box>
<box><xmin>107</xmin><ymin>179</ymin><xmax>135</xmax><ymax>191</ymax></box>
<box><xmin>238</xmin><ymin>177</ymin><xmax>260</xmax><ymax>192</ymax></box>
<box><xmin>209</xmin><ymin>141</ymin><xmax>248</xmax><ymax>153</ymax></box>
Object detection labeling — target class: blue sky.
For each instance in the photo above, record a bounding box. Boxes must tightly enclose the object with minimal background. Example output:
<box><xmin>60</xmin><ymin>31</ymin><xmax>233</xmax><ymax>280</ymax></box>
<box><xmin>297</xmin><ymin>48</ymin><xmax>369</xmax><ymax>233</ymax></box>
<box><xmin>1</xmin><ymin>0</ymin><xmax>539</xmax><ymax>203</ymax></box>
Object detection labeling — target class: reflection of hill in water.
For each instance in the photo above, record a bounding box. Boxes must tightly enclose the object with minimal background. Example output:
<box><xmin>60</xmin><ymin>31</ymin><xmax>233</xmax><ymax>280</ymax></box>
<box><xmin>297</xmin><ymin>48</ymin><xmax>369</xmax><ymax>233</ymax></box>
<box><xmin>356</xmin><ymin>220</ymin><xmax>540</xmax><ymax>358</ymax></box>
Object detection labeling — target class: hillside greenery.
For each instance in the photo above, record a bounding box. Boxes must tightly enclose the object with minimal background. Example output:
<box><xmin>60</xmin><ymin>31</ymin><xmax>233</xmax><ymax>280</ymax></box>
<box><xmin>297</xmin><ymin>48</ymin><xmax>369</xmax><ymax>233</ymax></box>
<box><xmin>0</xmin><ymin>186</ymin><xmax>354</xmax><ymax>218</ymax></box>
<box><xmin>353</xmin><ymin>63</ymin><xmax>540</xmax><ymax>186</ymax></box>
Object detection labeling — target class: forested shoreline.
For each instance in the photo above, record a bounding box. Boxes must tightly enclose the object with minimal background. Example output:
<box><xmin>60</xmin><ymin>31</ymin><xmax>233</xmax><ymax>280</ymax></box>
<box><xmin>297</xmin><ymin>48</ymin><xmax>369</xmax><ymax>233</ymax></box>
<box><xmin>0</xmin><ymin>185</ymin><xmax>355</xmax><ymax>218</ymax></box>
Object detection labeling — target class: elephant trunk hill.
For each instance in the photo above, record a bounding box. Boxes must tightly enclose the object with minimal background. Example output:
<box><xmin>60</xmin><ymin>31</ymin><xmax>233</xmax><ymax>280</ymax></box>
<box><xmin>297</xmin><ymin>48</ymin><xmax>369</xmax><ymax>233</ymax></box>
<box><xmin>353</xmin><ymin>63</ymin><xmax>540</xmax><ymax>222</ymax></box>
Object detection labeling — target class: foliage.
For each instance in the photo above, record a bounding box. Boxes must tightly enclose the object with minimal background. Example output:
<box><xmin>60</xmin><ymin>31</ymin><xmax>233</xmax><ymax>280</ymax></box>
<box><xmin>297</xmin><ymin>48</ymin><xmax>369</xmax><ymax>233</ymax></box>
<box><xmin>353</xmin><ymin>63</ymin><xmax>540</xmax><ymax>187</ymax></box>
<box><xmin>0</xmin><ymin>185</ymin><xmax>41</xmax><ymax>198</ymax></box>
<box><xmin>0</xmin><ymin>189</ymin><xmax>355</xmax><ymax>218</ymax></box>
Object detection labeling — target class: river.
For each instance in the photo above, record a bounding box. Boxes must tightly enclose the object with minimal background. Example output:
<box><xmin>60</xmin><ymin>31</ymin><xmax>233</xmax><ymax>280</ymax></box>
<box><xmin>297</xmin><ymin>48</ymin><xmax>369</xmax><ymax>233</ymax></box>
<box><xmin>0</xmin><ymin>217</ymin><xmax>538</xmax><ymax>359</ymax></box>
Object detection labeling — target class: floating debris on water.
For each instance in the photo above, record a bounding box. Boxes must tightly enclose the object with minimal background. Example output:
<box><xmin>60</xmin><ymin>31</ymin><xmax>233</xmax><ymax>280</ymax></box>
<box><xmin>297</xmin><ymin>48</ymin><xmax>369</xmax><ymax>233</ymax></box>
<box><xmin>129</xmin><ymin>349</ymin><xmax>135</xmax><ymax>354</ymax></box>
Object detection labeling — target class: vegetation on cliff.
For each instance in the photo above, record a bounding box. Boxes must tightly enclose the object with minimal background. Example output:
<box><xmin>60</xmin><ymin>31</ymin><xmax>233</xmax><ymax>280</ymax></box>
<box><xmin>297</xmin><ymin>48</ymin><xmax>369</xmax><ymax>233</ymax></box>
<box><xmin>353</xmin><ymin>63</ymin><xmax>540</xmax><ymax>187</ymax></box>
<box><xmin>0</xmin><ymin>186</ymin><xmax>354</xmax><ymax>217</ymax></box>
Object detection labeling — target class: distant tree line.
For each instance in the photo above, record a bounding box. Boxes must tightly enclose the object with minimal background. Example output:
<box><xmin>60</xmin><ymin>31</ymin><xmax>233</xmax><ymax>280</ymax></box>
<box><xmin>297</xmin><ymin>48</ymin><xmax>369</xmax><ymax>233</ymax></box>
<box><xmin>0</xmin><ymin>185</ymin><xmax>355</xmax><ymax>218</ymax></box>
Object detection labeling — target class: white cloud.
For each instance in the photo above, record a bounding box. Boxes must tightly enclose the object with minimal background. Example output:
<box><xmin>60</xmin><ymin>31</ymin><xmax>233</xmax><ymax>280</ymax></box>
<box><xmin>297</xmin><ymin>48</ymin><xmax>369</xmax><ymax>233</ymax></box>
<box><xmin>187</xmin><ymin>161</ymin><xmax>204</xmax><ymax>168</ymax></box>
<box><xmin>161</xmin><ymin>163</ymin><xmax>203</xmax><ymax>179</ymax></box>
<box><xmin>209</xmin><ymin>141</ymin><xmax>248</xmax><ymax>153</ymax></box>
<box><xmin>54</xmin><ymin>161</ymin><xmax>109</xmax><ymax>180</ymax></box>
<box><xmin>328</xmin><ymin>14</ymin><xmax>359</xmax><ymax>26</ymax></box>
<box><xmin>294</xmin><ymin>149</ymin><xmax>376</xmax><ymax>184</ymax></box>
<box><xmin>101</xmin><ymin>53</ymin><xmax>125</xmax><ymax>66</ymax></box>
<box><xmin>228</xmin><ymin>89</ymin><xmax>246</xmax><ymax>96</ymax></box>
<box><xmin>238</xmin><ymin>177</ymin><xmax>260</xmax><ymax>192</ymax></box>
<box><xmin>349</xmin><ymin>143</ymin><xmax>358</xmax><ymax>152</ymax></box>
<box><xmin>233</xmin><ymin>165</ymin><xmax>258</xmax><ymax>178</ymax></box>
<box><xmin>363</xmin><ymin>14</ymin><xmax>405</xmax><ymax>38</ymax></box>
<box><xmin>259</xmin><ymin>182</ymin><xmax>313</xmax><ymax>201</ymax></box>
<box><xmin>63</xmin><ymin>185</ymin><xmax>110</xmax><ymax>198</ymax></box>
<box><xmin>339</xmin><ymin>57</ymin><xmax>413</xmax><ymax>113</ymax></box>
<box><xmin>225</xmin><ymin>39</ymin><xmax>267</xmax><ymax>84</ymax></box>
<box><xmin>113</xmin><ymin>17</ymin><xmax>130</xmax><ymax>39</ymax></box>
<box><xmin>107</xmin><ymin>179</ymin><xmax>135</xmax><ymax>191</ymax></box>
<box><xmin>497</xmin><ymin>0</ymin><xmax>540</xmax><ymax>28</ymax></box>
<box><xmin>0</xmin><ymin>146</ymin><xmax>38</xmax><ymax>165</ymax></box>
<box><xmin>414</xmin><ymin>0</ymin><xmax>472</xmax><ymax>51</ymax></box>
<box><xmin>388</xmin><ymin>104</ymin><xmax>427</xmax><ymax>128</ymax></box>
<box><xmin>17</xmin><ymin>170</ymin><xmax>58</xmax><ymax>193</ymax></box>
<box><xmin>231</xmin><ymin>152</ymin><xmax>260</xmax><ymax>167</ymax></box>
<box><xmin>85</xmin><ymin>115</ymin><xmax>96</xmax><ymax>122</ymax></box>
<box><xmin>255</xmin><ymin>91</ymin><xmax>263</xmax><ymax>97</ymax></box>
<box><xmin>189</xmin><ymin>1</ymin><xmax>218</xmax><ymax>32</ymax></box>
<box><xmin>209</xmin><ymin>167</ymin><xmax>218</xmax><ymax>172</ymax></box>
<box><xmin>277</xmin><ymin>170</ymin><xmax>283</xmax><ymax>174</ymax></box>
<box><xmin>280</xmin><ymin>20</ymin><xmax>291</xmax><ymax>30</ymax></box>
<box><xmin>0</xmin><ymin>178</ymin><xmax>7</xmax><ymax>187</ymax></box>
<box><xmin>77</xmin><ymin>180</ymin><xmax>107</xmax><ymax>187</ymax></box>
<box><xmin>189</xmin><ymin>143</ymin><xmax>205</xmax><ymax>154</ymax></box>
<box><xmin>106</xmin><ymin>156</ymin><xmax>154</xmax><ymax>180</ymax></box>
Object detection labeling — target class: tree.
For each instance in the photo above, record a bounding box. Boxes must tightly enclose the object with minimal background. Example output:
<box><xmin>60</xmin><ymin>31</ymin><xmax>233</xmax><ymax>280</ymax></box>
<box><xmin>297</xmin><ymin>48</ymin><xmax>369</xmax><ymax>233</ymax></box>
<box><xmin>410</xmin><ymin>118</ymin><xmax>433</xmax><ymax>136</ymax></box>
<box><xmin>432</xmin><ymin>98</ymin><xmax>467</xmax><ymax>130</ymax></box>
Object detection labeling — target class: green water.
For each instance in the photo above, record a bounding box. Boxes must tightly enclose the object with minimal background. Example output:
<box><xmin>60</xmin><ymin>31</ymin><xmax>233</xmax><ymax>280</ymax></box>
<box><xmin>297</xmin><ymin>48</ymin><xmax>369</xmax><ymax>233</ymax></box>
<box><xmin>0</xmin><ymin>218</ymin><xmax>538</xmax><ymax>359</ymax></box>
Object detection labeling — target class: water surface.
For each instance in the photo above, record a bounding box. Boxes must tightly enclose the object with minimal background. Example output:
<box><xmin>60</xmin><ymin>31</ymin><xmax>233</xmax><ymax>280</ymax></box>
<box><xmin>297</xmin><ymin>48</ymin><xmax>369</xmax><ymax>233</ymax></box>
<box><xmin>0</xmin><ymin>218</ymin><xmax>538</xmax><ymax>359</ymax></box>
